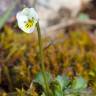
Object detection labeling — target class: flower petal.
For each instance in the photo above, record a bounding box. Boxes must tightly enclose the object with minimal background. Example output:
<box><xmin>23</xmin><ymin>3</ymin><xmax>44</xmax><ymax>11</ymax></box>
<box><xmin>22</xmin><ymin>8</ymin><xmax>30</xmax><ymax>14</ymax></box>
<box><xmin>21</xmin><ymin>19</ymin><xmax>37</xmax><ymax>33</ymax></box>
<box><xmin>16</xmin><ymin>7</ymin><xmax>39</xmax><ymax>33</ymax></box>
<box><xmin>22</xmin><ymin>8</ymin><xmax>32</xmax><ymax>18</ymax></box>
<box><xmin>22</xmin><ymin>8</ymin><xmax>39</xmax><ymax>21</ymax></box>
<box><xmin>21</xmin><ymin>24</ymin><xmax>36</xmax><ymax>33</ymax></box>
<box><xmin>29</xmin><ymin>8</ymin><xmax>39</xmax><ymax>21</ymax></box>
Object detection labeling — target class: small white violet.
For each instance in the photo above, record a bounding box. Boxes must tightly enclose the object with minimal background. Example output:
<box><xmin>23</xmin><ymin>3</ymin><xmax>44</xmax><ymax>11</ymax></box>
<box><xmin>16</xmin><ymin>8</ymin><xmax>39</xmax><ymax>33</ymax></box>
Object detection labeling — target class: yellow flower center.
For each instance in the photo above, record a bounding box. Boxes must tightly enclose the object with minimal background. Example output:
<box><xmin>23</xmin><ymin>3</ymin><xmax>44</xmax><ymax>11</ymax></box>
<box><xmin>25</xmin><ymin>18</ymin><xmax>36</xmax><ymax>29</ymax></box>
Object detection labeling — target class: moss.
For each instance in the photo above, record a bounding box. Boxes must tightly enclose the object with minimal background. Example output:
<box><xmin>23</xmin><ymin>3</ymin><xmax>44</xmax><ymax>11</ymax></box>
<box><xmin>0</xmin><ymin>24</ymin><xmax>96</xmax><ymax>95</ymax></box>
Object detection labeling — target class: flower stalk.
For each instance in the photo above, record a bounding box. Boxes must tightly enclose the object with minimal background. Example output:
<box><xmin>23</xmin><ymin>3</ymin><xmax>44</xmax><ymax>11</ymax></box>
<box><xmin>16</xmin><ymin>7</ymin><xmax>52</xmax><ymax>96</ymax></box>
<box><xmin>36</xmin><ymin>22</ymin><xmax>51</xmax><ymax>96</ymax></box>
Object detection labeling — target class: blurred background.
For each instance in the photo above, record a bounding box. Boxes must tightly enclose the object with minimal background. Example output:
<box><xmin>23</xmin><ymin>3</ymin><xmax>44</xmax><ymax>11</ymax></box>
<box><xmin>0</xmin><ymin>0</ymin><xmax>96</xmax><ymax>95</ymax></box>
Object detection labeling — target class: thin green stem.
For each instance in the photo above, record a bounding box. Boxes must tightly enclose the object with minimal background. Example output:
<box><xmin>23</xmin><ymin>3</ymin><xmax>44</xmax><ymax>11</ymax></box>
<box><xmin>36</xmin><ymin>22</ymin><xmax>51</xmax><ymax>96</ymax></box>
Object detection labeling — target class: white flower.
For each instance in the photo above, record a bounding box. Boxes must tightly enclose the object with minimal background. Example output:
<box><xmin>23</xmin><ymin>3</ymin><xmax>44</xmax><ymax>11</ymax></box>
<box><xmin>16</xmin><ymin>8</ymin><xmax>39</xmax><ymax>33</ymax></box>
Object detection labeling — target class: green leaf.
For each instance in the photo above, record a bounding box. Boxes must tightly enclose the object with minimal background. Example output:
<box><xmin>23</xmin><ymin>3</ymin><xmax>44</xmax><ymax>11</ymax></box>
<box><xmin>56</xmin><ymin>75</ymin><xmax>70</xmax><ymax>90</ymax></box>
<box><xmin>49</xmin><ymin>75</ymin><xmax>69</xmax><ymax>96</ymax></box>
<box><xmin>72</xmin><ymin>77</ymin><xmax>87</xmax><ymax>90</ymax></box>
<box><xmin>34</xmin><ymin>72</ymin><xmax>51</xmax><ymax>88</ymax></box>
<box><xmin>50</xmin><ymin>81</ymin><xmax>63</xmax><ymax>96</ymax></box>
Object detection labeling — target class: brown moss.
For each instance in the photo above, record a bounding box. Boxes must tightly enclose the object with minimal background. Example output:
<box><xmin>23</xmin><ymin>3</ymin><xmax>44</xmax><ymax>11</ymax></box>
<box><xmin>0</xmin><ymin>24</ymin><xmax>96</xmax><ymax>94</ymax></box>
